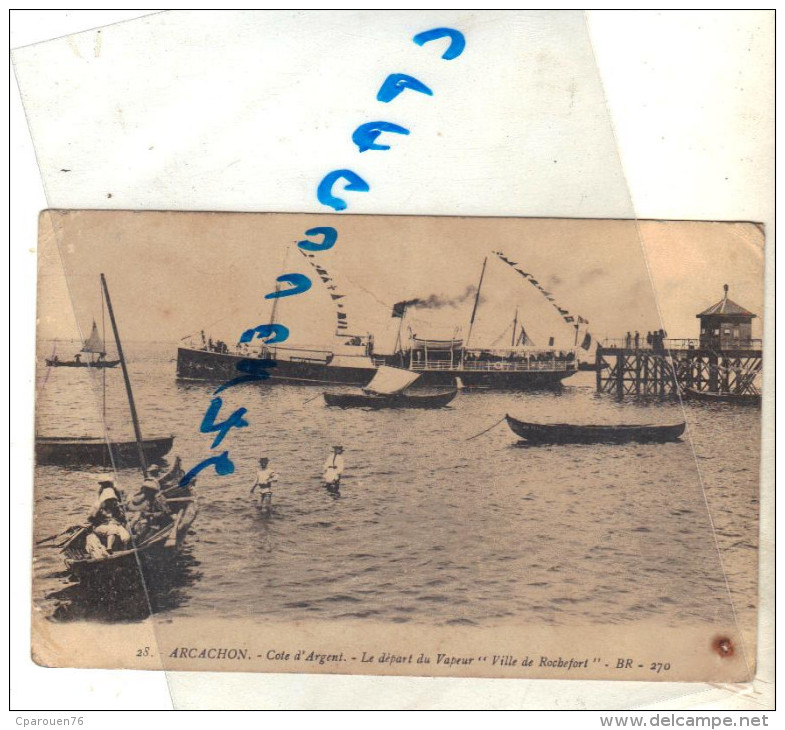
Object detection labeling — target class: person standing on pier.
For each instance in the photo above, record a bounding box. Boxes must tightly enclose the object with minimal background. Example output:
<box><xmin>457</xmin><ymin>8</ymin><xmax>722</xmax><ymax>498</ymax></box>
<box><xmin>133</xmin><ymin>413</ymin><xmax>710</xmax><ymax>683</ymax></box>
<box><xmin>625</xmin><ymin>331</ymin><xmax>632</xmax><ymax>349</ymax></box>
<box><xmin>634</xmin><ymin>331</ymin><xmax>640</xmax><ymax>349</ymax></box>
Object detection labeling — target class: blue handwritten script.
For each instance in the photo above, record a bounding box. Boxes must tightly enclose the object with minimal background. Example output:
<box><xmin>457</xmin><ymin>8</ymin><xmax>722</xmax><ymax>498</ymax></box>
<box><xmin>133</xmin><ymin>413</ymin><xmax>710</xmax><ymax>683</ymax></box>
<box><xmin>239</xmin><ymin>324</ymin><xmax>290</xmax><ymax>344</ymax></box>
<box><xmin>412</xmin><ymin>27</ymin><xmax>466</xmax><ymax>60</ymax></box>
<box><xmin>352</xmin><ymin>121</ymin><xmax>410</xmax><ymax>153</ymax></box>
<box><xmin>213</xmin><ymin>358</ymin><xmax>276</xmax><ymax>395</ymax></box>
<box><xmin>376</xmin><ymin>73</ymin><xmax>433</xmax><ymax>103</ymax></box>
<box><xmin>264</xmin><ymin>273</ymin><xmax>313</xmax><ymax>299</ymax></box>
<box><xmin>316</xmin><ymin>169</ymin><xmax>370</xmax><ymax>211</ymax></box>
<box><xmin>298</xmin><ymin>226</ymin><xmax>338</xmax><ymax>251</ymax></box>
<box><xmin>181</xmin><ymin>26</ymin><xmax>465</xmax><ymax>487</ymax></box>
<box><xmin>180</xmin><ymin>450</ymin><xmax>235</xmax><ymax>486</ymax></box>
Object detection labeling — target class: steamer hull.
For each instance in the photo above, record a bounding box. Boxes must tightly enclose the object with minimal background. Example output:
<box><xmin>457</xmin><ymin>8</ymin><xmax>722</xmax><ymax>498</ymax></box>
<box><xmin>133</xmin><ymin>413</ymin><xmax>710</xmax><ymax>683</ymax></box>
<box><xmin>176</xmin><ymin>347</ymin><xmax>376</xmax><ymax>387</ymax></box>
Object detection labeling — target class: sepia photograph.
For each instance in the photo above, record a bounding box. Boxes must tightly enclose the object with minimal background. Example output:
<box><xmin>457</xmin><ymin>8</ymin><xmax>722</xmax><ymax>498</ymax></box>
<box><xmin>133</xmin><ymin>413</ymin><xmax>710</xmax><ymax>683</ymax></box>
<box><xmin>11</xmin><ymin>7</ymin><xmax>772</xmax><ymax>715</ymax></box>
<box><xmin>32</xmin><ymin>211</ymin><xmax>762</xmax><ymax>682</ymax></box>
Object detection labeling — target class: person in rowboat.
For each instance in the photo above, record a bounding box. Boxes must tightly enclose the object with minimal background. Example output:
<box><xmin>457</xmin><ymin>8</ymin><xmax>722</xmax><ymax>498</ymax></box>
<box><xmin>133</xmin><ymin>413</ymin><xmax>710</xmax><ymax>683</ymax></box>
<box><xmin>322</xmin><ymin>445</ymin><xmax>344</xmax><ymax>492</ymax></box>
<box><xmin>251</xmin><ymin>457</ymin><xmax>278</xmax><ymax>510</ymax></box>
<box><xmin>87</xmin><ymin>477</ymin><xmax>131</xmax><ymax>553</ymax></box>
<box><xmin>128</xmin><ymin>471</ymin><xmax>172</xmax><ymax>538</ymax></box>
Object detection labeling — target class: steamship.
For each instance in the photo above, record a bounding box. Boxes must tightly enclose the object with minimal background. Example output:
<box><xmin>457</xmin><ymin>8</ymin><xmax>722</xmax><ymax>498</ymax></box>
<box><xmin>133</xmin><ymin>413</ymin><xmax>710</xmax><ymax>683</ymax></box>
<box><xmin>176</xmin><ymin>253</ymin><xmax>586</xmax><ymax>390</ymax></box>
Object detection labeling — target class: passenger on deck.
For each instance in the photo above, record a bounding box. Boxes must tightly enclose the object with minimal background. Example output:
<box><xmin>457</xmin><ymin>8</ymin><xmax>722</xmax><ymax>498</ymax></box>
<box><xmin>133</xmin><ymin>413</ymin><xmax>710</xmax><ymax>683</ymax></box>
<box><xmin>88</xmin><ymin>478</ymin><xmax>131</xmax><ymax>553</ymax></box>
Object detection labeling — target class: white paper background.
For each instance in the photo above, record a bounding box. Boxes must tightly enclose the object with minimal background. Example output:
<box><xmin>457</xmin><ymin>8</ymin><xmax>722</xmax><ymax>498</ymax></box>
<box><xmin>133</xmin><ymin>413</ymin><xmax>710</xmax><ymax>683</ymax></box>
<box><xmin>10</xmin><ymin>9</ymin><xmax>774</xmax><ymax>712</ymax></box>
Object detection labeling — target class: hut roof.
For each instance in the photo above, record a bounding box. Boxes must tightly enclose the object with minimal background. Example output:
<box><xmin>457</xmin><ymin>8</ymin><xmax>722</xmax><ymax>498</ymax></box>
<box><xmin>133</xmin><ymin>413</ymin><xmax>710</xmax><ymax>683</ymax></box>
<box><xmin>697</xmin><ymin>285</ymin><xmax>756</xmax><ymax>319</ymax></box>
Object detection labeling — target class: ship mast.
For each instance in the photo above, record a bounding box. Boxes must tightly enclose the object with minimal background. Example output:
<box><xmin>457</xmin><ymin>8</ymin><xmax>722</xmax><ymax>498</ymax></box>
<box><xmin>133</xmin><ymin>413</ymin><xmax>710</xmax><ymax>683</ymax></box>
<box><xmin>465</xmin><ymin>257</ymin><xmax>487</xmax><ymax>349</ymax></box>
<box><xmin>511</xmin><ymin>305</ymin><xmax>518</xmax><ymax>348</ymax></box>
<box><xmin>101</xmin><ymin>273</ymin><xmax>148</xmax><ymax>476</ymax></box>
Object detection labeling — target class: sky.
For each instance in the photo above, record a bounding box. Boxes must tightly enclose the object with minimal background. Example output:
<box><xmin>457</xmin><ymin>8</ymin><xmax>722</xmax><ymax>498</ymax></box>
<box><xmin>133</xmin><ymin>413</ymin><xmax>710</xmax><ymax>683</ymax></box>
<box><xmin>37</xmin><ymin>211</ymin><xmax>764</xmax><ymax>353</ymax></box>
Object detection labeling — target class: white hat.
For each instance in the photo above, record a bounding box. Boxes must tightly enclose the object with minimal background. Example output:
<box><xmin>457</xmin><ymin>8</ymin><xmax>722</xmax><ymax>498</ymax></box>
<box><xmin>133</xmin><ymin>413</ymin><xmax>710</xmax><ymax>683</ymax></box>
<box><xmin>98</xmin><ymin>486</ymin><xmax>119</xmax><ymax>504</ymax></box>
<box><xmin>141</xmin><ymin>478</ymin><xmax>160</xmax><ymax>493</ymax></box>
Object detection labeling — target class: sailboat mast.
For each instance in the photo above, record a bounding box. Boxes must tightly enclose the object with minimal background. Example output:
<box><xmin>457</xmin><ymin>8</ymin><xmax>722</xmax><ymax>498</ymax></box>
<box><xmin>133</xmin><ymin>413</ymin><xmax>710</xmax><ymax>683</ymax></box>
<box><xmin>268</xmin><ymin>282</ymin><xmax>281</xmax><ymax>327</ymax></box>
<box><xmin>101</xmin><ymin>283</ymin><xmax>106</xmax><ymax>421</ymax></box>
<box><xmin>100</xmin><ymin>273</ymin><xmax>148</xmax><ymax>475</ymax></box>
<box><xmin>465</xmin><ymin>257</ymin><xmax>488</xmax><ymax>348</ymax></box>
<box><xmin>511</xmin><ymin>306</ymin><xmax>518</xmax><ymax>348</ymax></box>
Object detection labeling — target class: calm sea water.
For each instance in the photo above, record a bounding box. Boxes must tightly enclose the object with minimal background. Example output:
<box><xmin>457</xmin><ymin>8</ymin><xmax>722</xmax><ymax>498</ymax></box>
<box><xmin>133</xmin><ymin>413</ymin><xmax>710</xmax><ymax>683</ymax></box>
<box><xmin>34</xmin><ymin>342</ymin><xmax>759</xmax><ymax>634</ymax></box>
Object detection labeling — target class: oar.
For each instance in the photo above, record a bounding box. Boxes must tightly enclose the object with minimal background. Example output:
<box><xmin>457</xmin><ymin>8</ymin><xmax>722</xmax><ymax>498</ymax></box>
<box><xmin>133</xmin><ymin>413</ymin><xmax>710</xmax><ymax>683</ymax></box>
<box><xmin>35</xmin><ymin>524</ymin><xmax>85</xmax><ymax>546</ymax></box>
<box><xmin>165</xmin><ymin>510</ymin><xmax>183</xmax><ymax>549</ymax></box>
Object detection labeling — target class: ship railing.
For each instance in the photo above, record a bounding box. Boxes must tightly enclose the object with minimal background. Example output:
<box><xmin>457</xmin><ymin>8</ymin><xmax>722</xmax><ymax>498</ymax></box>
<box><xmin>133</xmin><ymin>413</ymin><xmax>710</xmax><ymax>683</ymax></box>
<box><xmin>410</xmin><ymin>360</ymin><xmax>576</xmax><ymax>372</ymax></box>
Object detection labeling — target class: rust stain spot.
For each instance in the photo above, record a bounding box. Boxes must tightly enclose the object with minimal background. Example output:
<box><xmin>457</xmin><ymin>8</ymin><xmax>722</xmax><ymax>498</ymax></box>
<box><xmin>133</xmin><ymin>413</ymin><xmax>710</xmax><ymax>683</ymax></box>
<box><xmin>712</xmin><ymin>636</ymin><xmax>734</xmax><ymax>658</ymax></box>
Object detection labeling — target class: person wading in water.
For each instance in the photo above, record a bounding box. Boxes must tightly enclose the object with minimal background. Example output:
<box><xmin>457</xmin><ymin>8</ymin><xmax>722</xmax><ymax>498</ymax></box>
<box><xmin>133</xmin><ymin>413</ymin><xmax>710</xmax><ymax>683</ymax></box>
<box><xmin>251</xmin><ymin>457</ymin><xmax>278</xmax><ymax>512</ymax></box>
<box><xmin>322</xmin><ymin>445</ymin><xmax>344</xmax><ymax>495</ymax></box>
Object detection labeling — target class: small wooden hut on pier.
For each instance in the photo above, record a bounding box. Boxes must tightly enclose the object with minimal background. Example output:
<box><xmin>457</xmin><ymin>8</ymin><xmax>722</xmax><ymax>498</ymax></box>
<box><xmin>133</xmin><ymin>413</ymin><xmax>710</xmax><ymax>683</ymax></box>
<box><xmin>595</xmin><ymin>285</ymin><xmax>762</xmax><ymax>401</ymax></box>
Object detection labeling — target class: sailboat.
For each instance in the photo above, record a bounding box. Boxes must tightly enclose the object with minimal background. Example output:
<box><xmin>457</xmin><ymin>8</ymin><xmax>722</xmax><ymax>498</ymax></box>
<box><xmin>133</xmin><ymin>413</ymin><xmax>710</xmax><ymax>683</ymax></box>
<box><xmin>45</xmin><ymin>321</ymin><xmax>120</xmax><ymax>368</ymax></box>
<box><xmin>36</xmin><ymin>275</ymin><xmax>174</xmax><ymax>467</ymax></box>
<box><xmin>323</xmin><ymin>366</ymin><xmax>458</xmax><ymax>408</ymax></box>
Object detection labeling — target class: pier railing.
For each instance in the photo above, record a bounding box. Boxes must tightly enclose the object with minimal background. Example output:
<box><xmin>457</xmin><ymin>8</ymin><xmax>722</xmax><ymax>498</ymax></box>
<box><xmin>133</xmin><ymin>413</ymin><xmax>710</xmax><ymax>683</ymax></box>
<box><xmin>600</xmin><ymin>337</ymin><xmax>762</xmax><ymax>352</ymax></box>
<box><xmin>596</xmin><ymin>340</ymin><xmax>763</xmax><ymax>399</ymax></box>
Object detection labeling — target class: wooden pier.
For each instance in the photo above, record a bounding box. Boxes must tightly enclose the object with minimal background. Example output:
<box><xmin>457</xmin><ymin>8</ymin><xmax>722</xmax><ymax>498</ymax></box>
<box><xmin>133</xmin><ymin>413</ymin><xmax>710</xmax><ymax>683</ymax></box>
<box><xmin>595</xmin><ymin>343</ymin><xmax>762</xmax><ymax>400</ymax></box>
<box><xmin>595</xmin><ymin>285</ymin><xmax>762</xmax><ymax>401</ymax></box>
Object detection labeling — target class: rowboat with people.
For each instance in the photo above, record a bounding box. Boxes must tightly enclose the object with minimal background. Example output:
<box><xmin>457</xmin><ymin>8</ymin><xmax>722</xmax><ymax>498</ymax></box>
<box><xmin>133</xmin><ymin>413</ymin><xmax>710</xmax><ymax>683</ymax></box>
<box><xmin>58</xmin><ymin>459</ymin><xmax>198</xmax><ymax>581</ymax></box>
<box><xmin>42</xmin><ymin>274</ymin><xmax>198</xmax><ymax>585</ymax></box>
<box><xmin>45</xmin><ymin>322</ymin><xmax>120</xmax><ymax>368</ymax></box>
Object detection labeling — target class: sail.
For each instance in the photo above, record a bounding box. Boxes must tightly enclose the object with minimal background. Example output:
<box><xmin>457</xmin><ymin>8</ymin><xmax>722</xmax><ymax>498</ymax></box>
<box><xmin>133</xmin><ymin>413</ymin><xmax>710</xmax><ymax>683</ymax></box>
<box><xmin>364</xmin><ymin>366</ymin><xmax>420</xmax><ymax>395</ymax></box>
<box><xmin>81</xmin><ymin>321</ymin><xmax>105</xmax><ymax>354</ymax></box>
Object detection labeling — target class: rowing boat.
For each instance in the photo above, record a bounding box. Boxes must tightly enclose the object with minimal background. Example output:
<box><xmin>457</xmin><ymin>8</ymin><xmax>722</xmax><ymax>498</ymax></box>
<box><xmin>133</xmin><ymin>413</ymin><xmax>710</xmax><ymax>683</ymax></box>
<box><xmin>60</xmin><ymin>458</ymin><xmax>197</xmax><ymax>582</ymax></box>
<box><xmin>681</xmin><ymin>387</ymin><xmax>761</xmax><ymax>406</ymax></box>
<box><xmin>35</xmin><ymin>435</ymin><xmax>174</xmax><ymax>467</ymax></box>
<box><xmin>323</xmin><ymin>365</ymin><xmax>458</xmax><ymax>409</ymax></box>
<box><xmin>324</xmin><ymin>389</ymin><xmax>457</xmax><ymax>409</ymax></box>
<box><xmin>505</xmin><ymin>414</ymin><xmax>685</xmax><ymax>444</ymax></box>
<box><xmin>45</xmin><ymin>358</ymin><xmax>120</xmax><ymax>368</ymax></box>
<box><xmin>62</xmin><ymin>498</ymin><xmax>197</xmax><ymax>581</ymax></box>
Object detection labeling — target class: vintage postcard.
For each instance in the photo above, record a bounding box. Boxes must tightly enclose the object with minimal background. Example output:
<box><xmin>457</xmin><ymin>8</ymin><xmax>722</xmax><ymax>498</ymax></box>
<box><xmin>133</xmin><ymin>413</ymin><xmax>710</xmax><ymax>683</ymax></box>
<box><xmin>32</xmin><ymin>210</ymin><xmax>762</xmax><ymax>682</ymax></box>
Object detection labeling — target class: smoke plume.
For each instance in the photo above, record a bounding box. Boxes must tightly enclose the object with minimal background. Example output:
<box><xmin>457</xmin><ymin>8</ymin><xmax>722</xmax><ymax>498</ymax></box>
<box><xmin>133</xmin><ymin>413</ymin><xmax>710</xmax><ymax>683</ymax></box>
<box><xmin>398</xmin><ymin>285</ymin><xmax>479</xmax><ymax>311</ymax></box>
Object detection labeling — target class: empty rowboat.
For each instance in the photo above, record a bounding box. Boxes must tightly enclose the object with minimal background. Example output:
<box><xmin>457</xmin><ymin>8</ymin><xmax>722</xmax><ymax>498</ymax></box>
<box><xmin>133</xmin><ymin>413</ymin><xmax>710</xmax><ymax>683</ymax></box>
<box><xmin>35</xmin><ymin>435</ymin><xmax>175</xmax><ymax>467</ymax></box>
<box><xmin>505</xmin><ymin>414</ymin><xmax>685</xmax><ymax>444</ymax></box>
<box><xmin>681</xmin><ymin>387</ymin><xmax>761</xmax><ymax>406</ymax></box>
